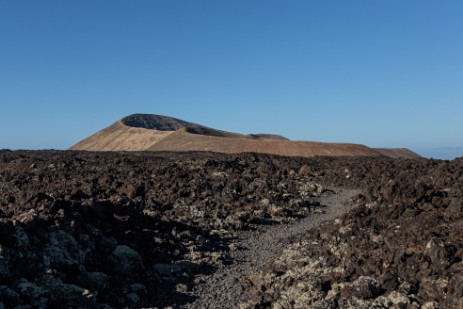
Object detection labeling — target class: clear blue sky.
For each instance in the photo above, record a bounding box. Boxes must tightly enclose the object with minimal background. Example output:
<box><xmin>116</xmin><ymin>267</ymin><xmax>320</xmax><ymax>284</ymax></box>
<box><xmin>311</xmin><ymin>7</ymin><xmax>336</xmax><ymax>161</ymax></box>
<box><xmin>1</xmin><ymin>1</ymin><xmax>462</xmax><ymax>159</ymax></box>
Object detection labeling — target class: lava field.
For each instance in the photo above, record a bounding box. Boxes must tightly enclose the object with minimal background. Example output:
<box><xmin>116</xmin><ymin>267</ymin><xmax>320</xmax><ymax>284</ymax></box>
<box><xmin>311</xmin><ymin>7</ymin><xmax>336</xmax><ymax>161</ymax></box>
<box><xmin>0</xmin><ymin>150</ymin><xmax>462</xmax><ymax>308</ymax></box>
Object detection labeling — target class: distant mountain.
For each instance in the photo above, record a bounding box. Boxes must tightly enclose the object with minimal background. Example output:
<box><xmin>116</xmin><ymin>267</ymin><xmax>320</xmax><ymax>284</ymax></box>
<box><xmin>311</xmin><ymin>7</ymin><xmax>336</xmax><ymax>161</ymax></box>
<box><xmin>374</xmin><ymin>148</ymin><xmax>421</xmax><ymax>159</ymax></box>
<box><xmin>70</xmin><ymin>114</ymin><xmax>421</xmax><ymax>158</ymax></box>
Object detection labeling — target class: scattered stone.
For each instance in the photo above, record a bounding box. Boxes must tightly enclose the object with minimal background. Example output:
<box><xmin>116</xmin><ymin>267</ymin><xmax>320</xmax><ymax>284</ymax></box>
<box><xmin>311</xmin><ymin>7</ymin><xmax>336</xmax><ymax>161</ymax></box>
<box><xmin>1</xmin><ymin>151</ymin><xmax>463</xmax><ymax>308</ymax></box>
<box><xmin>108</xmin><ymin>245</ymin><xmax>144</xmax><ymax>275</ymax></box>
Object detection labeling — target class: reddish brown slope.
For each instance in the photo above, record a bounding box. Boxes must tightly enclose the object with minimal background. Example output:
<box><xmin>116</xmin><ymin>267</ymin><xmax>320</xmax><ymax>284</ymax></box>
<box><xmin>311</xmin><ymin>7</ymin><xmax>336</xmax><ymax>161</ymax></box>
<box><xmin>374</xmin><ymin>148</ymin><xmax>421</xmax><ymax>159</ymax></box>
<box><xmin>69</xmin><ymin>121</ymin><xmax>174</xmax><ymax>151</ymax></box>
<box><xmin>70</xmin><ymin>114</ymin><xmax>419</xmax><ymax>158</ymax></box>
<box><xmin>147</xmin><ymin>129</ymin><xmax>382</xmax><ymax>157</ymax></box>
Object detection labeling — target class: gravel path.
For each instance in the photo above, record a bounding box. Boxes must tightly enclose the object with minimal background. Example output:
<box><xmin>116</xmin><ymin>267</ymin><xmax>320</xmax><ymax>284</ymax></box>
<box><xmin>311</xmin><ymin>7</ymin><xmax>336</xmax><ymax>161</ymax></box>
<box><xmin>183</xmin><ymin>188</ymin><xmax>361</xmax><ymax>309</ymax></box>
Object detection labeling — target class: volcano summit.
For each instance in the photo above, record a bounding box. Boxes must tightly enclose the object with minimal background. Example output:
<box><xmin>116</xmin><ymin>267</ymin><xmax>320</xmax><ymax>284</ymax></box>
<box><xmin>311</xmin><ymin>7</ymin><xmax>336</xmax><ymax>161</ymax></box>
<box><xmin>70</xmin><ymin>114</ymin><xmax>419</xmax><ymax>158</ymax></box>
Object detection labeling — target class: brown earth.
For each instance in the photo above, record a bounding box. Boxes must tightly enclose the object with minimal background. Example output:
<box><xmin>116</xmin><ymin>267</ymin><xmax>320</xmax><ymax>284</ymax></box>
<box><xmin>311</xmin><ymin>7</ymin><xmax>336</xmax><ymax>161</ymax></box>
<box><xmin>1</xmin><ymin>150</ymin><xmax>462</xmax><ymax>308</ymax></box>
<box><xmin>146</xmin><ymin>129</ymin><xmax>382</xmax><ymax>157</ymax></box>
<box><xmin>69</xmin><ymin>121</ymin><xmax>175</xmax><ymax>151</ymax></box>
<box><xmin>70</xmin><ymin>114</ymin><xmax>420</xmax><ymax>158</ymax></box>
<box><xmin>375</xmin><ymin>148</ymin><xmax>421</xmax><ymax>159</ymax></box>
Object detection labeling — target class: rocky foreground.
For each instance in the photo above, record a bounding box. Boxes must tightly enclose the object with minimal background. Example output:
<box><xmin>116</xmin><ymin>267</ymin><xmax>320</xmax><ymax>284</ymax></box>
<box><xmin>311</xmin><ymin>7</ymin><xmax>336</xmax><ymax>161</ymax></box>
<box><xmin>0</xmin><ymin>150</ymin><xmax>462</xmax><ymax>308</ymax></box>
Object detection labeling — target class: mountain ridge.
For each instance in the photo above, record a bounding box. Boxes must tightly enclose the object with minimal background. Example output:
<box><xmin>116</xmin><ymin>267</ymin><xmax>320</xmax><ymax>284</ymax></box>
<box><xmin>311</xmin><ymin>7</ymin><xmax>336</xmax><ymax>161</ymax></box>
<box><xmin>70</xmin><ymin>114</ymin><xmax>420</xmax><ymax>158</ymax></box>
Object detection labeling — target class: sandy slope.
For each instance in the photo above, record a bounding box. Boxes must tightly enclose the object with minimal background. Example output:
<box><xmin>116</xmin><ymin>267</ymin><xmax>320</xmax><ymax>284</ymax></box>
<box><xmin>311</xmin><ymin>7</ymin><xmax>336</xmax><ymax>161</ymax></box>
<box><xmin>374</xmin><ymin>148</ymin><xmax>421</xmax><ymax>159</ymax></box>
<box><xmin>147</xmin><ymin>129</ymin><xmax>382</xmax><ymax>157</ymax></box>
<box><xmin>69</xmin><ymin>121</ymin><xmax>174</xmax><ymax>151</ymax></box>
<box><xmin>70</xmin><ymin>114</ymin><xmax>420</xmax><ymax>158</ymax></box>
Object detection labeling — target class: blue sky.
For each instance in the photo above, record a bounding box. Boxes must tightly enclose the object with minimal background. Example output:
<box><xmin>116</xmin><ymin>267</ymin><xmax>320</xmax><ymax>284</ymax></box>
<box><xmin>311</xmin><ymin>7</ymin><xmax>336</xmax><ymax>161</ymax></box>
<box><xmin>1</xmin><ymin>1</ymin><xmax>462</xmax><ymax>159</ymax></box>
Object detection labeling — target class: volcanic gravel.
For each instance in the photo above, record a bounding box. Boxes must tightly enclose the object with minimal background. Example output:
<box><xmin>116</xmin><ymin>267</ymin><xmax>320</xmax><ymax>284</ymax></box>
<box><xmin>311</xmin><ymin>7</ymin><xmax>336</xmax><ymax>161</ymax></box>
<box><xmin>186</xmin><ymin>188</ymin><xmax>361</xmax><ymax>309</ymax></box>
<box><xmin>0</xmin><ymin>150</ymin><xmax>462</xmax><ymax>308</ymax></box>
